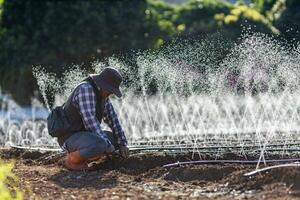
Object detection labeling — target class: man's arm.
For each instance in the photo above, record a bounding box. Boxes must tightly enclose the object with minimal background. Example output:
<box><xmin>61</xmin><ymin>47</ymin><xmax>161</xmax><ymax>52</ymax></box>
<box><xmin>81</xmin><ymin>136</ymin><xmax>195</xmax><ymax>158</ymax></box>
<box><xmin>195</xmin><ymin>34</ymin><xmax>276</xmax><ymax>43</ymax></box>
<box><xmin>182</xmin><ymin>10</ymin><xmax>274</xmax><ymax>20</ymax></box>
<box><xmin>74</xmin><ymin>83</ymin><xmax>111</xmax><ymax>146</ymax></box>
<box><xmin>103</xmin><ymin>98</ymin><xmax>128</xmax><ymax>146</ymax></box>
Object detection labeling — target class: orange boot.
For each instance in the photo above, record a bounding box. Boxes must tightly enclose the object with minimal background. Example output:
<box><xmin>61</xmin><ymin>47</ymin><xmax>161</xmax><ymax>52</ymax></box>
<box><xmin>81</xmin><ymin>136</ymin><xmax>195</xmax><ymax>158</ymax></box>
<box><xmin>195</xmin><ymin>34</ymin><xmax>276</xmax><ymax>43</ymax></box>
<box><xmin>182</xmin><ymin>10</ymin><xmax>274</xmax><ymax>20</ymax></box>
<box><xmin>64</xmin><ymin>151</ymin><xmax>89</xmax><ymax>170</ymax></box>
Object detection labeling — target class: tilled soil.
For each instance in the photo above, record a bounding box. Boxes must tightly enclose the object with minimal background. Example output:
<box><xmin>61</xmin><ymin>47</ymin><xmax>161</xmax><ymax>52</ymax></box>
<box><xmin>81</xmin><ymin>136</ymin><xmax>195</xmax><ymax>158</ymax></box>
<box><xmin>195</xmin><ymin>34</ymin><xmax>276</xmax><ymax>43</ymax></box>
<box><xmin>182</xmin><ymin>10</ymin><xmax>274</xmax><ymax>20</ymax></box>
<box><xmin>1</xmin><ymin>148</ymin><xmax>300</xmax><ymax>200</ymax></box>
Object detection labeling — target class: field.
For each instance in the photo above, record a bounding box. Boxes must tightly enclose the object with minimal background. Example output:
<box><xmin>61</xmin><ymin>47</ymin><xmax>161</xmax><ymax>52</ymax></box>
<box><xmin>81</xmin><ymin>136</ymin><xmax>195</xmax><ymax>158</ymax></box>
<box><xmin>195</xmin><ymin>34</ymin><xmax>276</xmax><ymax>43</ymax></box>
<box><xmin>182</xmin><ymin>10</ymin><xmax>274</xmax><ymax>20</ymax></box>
<box><xmin>1</xmin><ymin>148</ymin><xmax>300</xmax><ymax>200</ymax></box>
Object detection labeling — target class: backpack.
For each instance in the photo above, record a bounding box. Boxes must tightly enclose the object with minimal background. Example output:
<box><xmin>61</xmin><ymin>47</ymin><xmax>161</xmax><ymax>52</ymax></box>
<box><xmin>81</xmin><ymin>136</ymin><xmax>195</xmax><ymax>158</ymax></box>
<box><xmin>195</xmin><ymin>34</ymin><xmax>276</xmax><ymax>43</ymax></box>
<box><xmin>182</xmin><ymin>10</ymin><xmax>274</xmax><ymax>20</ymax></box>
<box><xmin>47</xmin><ymin>104</ymin><xmax>72</xmax><ymax>138</ymax></box>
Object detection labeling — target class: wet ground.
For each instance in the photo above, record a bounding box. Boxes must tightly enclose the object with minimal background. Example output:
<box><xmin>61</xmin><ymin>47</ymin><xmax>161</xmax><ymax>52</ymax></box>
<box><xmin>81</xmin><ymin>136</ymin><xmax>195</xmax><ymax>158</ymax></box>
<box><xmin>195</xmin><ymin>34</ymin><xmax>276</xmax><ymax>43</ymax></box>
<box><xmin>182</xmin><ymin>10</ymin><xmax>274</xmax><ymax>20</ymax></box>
<box><xmin>1</xmin><ymin>148</ymin><xmax>300</xmax><ymax>200</ymax></box>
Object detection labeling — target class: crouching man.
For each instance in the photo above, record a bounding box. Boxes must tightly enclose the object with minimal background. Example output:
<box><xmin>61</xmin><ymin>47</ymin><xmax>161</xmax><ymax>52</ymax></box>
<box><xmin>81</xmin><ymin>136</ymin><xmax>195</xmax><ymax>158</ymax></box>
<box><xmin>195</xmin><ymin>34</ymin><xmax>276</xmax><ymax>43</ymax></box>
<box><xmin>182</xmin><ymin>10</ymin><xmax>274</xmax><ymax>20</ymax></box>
<box><xmin>56</xmin><ymin>67</ymin><xmax>129</xmax><ymax>170</ymax></box>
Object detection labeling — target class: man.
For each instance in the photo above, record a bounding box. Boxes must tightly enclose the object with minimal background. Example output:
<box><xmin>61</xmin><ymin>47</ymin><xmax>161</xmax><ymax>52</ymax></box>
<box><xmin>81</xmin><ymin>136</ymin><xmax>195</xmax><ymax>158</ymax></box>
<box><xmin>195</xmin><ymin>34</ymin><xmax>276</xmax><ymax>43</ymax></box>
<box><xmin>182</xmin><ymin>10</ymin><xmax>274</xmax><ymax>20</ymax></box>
<box><xmin>57</xmin><ymin>67</ymin><xmax>129</xmax><ymax>170</ymax></box>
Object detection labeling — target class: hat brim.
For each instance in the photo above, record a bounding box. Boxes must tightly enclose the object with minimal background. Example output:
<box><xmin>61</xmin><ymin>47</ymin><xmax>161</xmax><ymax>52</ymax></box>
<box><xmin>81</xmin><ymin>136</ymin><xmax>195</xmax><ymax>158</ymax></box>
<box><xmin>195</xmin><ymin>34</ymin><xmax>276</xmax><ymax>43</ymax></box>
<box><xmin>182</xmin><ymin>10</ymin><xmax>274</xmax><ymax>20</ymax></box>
<box><xmin>100</xmin><ymin>81</ymin><xmax>122</xmax><ymax>98</ymax></box>
<box><xmin>90</xmin><ymin>74</ymin><xmax>122</xmax><ymax>98</ymax></box>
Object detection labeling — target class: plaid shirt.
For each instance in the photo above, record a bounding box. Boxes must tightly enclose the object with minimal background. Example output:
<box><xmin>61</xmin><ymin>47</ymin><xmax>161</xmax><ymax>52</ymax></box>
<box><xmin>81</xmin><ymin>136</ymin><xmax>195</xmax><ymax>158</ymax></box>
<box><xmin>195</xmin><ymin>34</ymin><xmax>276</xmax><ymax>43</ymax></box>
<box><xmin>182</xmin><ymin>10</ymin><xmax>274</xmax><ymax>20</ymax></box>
<box><xmin>72</xmin><ymin>82</ymin><xmax>127</xmax><ymax>146</ymax></box>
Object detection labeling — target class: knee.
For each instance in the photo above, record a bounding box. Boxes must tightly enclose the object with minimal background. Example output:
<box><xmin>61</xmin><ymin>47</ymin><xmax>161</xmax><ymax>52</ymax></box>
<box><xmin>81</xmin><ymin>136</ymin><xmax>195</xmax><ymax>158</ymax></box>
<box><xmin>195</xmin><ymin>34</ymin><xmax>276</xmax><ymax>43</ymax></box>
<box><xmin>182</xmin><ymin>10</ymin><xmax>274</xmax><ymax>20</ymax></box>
<box><xmin>67</xmin><ymin>151</ymin><xmax>83</xmax><ymax>164</ymax></box>
<box><xmin>86</xmin><ymin>139</ymin><xmax>108</xmax><ymax>156</ymax></box>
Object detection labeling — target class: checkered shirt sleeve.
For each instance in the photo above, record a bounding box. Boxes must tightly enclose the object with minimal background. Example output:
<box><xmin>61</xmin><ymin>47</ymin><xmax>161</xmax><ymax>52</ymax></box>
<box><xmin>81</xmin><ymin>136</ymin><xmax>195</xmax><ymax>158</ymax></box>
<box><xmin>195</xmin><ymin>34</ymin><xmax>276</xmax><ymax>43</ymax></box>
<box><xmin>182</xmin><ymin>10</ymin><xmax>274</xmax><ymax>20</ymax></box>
<box><xmin>73</xmin><ymin>83</ymin><xmax>109</xmax><ymax>141</ymax></box>
<box><xmin>103</xmin><ymin>98</ymin><xmax>128</xmax><ymax>146</ymax></box>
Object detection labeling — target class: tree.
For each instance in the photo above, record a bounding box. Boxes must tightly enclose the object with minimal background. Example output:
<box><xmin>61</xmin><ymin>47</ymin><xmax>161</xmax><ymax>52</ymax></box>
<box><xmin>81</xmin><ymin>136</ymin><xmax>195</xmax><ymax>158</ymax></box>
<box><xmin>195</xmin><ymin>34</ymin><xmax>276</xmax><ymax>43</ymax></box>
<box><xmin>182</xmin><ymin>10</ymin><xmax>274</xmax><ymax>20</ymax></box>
<box><xmin>274</xmin><ymin>0</ymin><xmax>300</xmax><ymax>41</ymax></box>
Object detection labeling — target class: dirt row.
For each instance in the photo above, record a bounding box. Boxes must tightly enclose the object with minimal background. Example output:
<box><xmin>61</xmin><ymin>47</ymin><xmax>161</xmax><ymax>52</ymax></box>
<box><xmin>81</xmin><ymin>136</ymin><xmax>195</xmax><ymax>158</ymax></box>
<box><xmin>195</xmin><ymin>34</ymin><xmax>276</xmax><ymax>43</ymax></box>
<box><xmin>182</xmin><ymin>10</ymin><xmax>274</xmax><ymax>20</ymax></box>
<box><xmin>1</xmin><ymin>148</ymin><xmax>300</xmax><ymax>200</ymax></box>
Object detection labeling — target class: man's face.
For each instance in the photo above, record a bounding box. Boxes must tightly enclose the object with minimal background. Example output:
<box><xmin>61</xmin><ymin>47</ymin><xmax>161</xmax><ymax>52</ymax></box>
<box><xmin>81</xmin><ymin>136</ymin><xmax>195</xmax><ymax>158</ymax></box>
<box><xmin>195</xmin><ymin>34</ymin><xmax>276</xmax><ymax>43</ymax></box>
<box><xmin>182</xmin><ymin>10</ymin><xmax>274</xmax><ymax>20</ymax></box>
<box><xmin>100</xmin><ymin>89</ymin><xmax>112</xmax><ymax>98</ymax></box>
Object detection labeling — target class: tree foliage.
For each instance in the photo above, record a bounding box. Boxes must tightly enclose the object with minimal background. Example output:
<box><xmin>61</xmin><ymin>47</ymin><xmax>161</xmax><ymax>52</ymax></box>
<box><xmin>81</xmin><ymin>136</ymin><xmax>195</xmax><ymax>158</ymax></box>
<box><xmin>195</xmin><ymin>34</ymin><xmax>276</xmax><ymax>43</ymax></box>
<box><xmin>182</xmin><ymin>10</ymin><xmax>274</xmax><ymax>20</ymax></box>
<box><xmin>274</xmin><ymin>0</ymin><xmax>300</xmax><ymax>41</ymax></box>
<box><xmin>0</xmin><ymin>0</ymin><xmax>169</xmax><ymax>103</ymax></box>
<box><xmin>0</xmin><ymin>0</ymin><xmax>298</xmax><ymax>104</ymax></box>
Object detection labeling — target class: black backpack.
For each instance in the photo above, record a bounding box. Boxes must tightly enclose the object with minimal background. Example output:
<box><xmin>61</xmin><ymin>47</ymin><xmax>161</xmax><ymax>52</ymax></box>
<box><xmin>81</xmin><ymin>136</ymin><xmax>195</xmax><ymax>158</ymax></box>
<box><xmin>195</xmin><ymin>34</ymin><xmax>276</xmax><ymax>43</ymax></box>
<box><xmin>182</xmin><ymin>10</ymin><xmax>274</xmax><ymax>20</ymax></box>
<box><xmin>47</xmin><ymin>104</ymin><xmax>72</xmax><ymax>137</ymax></box>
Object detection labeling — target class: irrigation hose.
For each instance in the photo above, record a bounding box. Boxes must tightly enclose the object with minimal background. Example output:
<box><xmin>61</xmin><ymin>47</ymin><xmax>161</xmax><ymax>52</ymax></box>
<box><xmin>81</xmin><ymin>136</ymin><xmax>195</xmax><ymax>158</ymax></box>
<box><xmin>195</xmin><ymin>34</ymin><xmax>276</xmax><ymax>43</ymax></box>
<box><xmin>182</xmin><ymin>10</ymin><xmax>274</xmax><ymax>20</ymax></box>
<box><xmin>9</xmin><ymin>144</ymin><xmax>300</xmax><ymax>153</ymax></box>
<box><xmin>243</xmin><ymin>162</ymin><xmax>300</xmax><ymax>176</ymax></box>
<box><xmin>162</xmin><ymin>158</ymin><xmax>300</xmax><ymax>168</ymax></box>
<box><xmin>10</xmin><ymin>144</ymin><xmax>300</xmax><ymax>154</ymax></box>
<box><xmin>9</xmin><ymin>144</ymin><xmax>63</xmax><ymax>152</ymax></box>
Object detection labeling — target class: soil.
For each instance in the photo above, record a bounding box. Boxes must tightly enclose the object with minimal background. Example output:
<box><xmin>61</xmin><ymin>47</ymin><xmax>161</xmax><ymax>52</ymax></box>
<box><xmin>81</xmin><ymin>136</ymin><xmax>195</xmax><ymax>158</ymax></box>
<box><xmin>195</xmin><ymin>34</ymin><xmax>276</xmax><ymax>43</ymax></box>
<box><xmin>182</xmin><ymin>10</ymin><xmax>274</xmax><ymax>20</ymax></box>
<box><xmin>1</xmin><ymin>148</ymin><xmax>300</xmax><ymax>200</ymax></box>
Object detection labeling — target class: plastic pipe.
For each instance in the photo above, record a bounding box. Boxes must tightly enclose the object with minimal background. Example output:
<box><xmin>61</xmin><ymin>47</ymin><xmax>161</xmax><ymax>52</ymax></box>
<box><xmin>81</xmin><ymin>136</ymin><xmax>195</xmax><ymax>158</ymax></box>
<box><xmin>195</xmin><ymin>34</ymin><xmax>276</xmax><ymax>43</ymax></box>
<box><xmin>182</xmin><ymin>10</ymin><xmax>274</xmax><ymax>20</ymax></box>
<box><xmin>244</xmin><ymin>162</ymin><xmax>300</xmax><ymax>176</ymax></box>
<box><xmin>163</xmin><ymin>158</ymin><xmax>300</xmax><ymax>168</ymax></box>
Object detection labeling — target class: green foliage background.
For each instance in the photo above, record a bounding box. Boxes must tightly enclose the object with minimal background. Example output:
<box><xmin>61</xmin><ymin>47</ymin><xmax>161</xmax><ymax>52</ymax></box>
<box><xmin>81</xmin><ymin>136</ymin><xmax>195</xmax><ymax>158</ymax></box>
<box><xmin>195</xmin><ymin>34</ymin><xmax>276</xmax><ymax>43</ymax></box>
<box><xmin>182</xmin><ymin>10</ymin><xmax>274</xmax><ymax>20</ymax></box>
<box><xmin>0</xmin><ymin>0</ymin><xmax>298</xmax><ymax>104</ymax></box>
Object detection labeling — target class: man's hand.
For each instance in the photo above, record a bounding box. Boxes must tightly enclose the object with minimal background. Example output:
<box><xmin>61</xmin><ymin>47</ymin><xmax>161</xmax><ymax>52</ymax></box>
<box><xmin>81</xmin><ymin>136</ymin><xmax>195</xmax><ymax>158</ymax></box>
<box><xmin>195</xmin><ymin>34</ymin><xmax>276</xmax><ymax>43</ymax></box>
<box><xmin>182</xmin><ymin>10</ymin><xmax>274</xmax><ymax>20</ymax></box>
<box><xmin>119</xmin><ymin>145</ymin><xmax>129</xmax><ymax>158</ymax></box>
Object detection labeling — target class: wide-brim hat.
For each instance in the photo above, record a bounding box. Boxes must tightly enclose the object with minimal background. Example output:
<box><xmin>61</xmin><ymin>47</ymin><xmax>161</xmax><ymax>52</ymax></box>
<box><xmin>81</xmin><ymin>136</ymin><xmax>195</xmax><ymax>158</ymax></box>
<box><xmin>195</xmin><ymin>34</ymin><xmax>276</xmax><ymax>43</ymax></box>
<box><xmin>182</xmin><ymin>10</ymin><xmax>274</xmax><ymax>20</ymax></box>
<box><xmin>89</xmin><ymin>67</ymin><xmax>123</xmax><ymax>98</ymax></box>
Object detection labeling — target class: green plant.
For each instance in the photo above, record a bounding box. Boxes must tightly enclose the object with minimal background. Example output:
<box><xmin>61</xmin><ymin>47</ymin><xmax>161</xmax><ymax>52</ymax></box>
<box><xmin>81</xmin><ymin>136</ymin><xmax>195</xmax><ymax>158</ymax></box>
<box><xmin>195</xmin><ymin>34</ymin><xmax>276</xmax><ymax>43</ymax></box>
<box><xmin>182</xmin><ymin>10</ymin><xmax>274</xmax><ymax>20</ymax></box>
<box><xmin>214</xmin><ymin>3</ymin><xmax>279</xmax><ymax>34</ymax></box>
<box><xmin>0</xmin><ymin>160</ymin><xmax>23</xmax><ymax>200</ymax></box>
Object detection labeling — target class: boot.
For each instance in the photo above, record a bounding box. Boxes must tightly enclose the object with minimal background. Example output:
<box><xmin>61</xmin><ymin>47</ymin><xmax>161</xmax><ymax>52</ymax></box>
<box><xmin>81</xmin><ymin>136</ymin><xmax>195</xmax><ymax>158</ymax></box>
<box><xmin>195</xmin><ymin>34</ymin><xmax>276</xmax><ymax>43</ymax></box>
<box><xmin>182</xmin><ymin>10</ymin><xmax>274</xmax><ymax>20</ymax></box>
<box><xmin>64</xmin><ymin>151</ymin><xmax>106</xmax><ymax>171</ymax></box>
<box><xmin>64</xmin><ymin>151</ymin><xmax>89</xmax><ymax>171</ymax></box>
